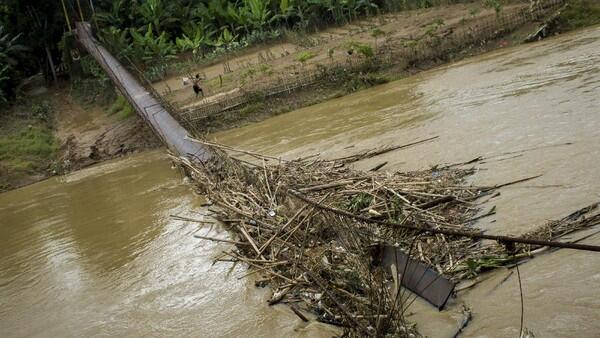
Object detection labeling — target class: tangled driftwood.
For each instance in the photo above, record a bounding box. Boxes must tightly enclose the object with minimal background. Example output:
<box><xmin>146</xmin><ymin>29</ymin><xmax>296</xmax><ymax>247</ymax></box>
<box><xmin>173</xmin><ymin>137</ymin><xmax>599</xmax><ymax>337</ymax></box>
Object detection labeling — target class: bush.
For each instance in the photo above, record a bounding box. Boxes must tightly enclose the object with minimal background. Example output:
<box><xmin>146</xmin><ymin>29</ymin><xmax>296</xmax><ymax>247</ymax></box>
<box><xmin>346</xmin><ymin>41</ymin><xmax>375</xmax><ymax>59</ymax></box>
<box><xmin>118</xmin><ymin>103</ymin><xmax>135</xmax><ymax>119</ymax></box>
<box><xmin>109</xmin><ymin>95</ymin><xmax>128</xmax><ymax>114</ymax></box>
<box><xmin>30</xmin><ymin>101</ymin><xmax>53</xmax><ymax>122</ymax></box>
<box><xmin>144</xmin><ymin>63</ymin><xmax>170</xmax><ymax>82</ymax></box>
<box><xmin>108</xmin><ymin>94</ymin><xmax>135</xmax><ymax>119</ymax></box>
<box><xmin>71</xmin><ymin>78</ymin><xmax>115</xmax><ymax>106</ymax></box>
<box><xmin>483</xmin><ymin>0</ymin><xmax>503</xmax><ymax>15</ymax></box>
<box><xmin>244</xmin><ymin>29</ymin><xmax>282</xmax><ymax>45</ymax></box>
<box><xmin>239</xmin><ymin>101</ymin><xmax>265</xmax><ymax>116</ymax></box>
<box><xmin>555</xmin><ymin>0</ymin><xmax>600</xmax><ymax>31</ymax></box>
<box><xmin>72</xmin><ymin>56</ymin><xmax>115</xmax><ymax>105</ymax></box>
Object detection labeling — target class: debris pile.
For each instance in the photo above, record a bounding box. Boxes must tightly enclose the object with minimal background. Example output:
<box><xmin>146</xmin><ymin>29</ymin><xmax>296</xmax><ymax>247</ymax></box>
<box><xmin>175</xmin><ymin>137</ymin><xmax>600</xmax><ymax>337</ymax></box>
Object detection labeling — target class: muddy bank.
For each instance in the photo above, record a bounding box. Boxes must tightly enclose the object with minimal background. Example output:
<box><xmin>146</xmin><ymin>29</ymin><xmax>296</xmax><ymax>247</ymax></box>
<box><xmin>54</xmin><ymin>91</ymin><xmax>160</xmax><ymax>172</ymax></box>
<box><xmin>195</xmin><ymin>27</ymin><xmax>535</xmax><ymax>134</ymax></box>
<box><xmin>192</xmin><ymin>81</ymin><xmax>349</xmax><ymax>131</ymax></box>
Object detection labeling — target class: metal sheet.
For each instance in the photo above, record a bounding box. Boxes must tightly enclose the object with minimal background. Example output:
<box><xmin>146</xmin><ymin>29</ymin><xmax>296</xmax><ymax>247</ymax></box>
<box><xmin>375</xmin><ymin>245</ymin><xmax>455</xmax><ymax>310</ymax></box>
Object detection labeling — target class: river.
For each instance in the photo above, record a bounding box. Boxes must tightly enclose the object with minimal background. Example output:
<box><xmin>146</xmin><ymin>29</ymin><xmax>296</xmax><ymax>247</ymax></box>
<box><xmin>0</xmin><ymin>151</ymin><xmax>336</xmax><ymax>337</ymax></box>
<box><xmin>1</xmin><ymin>26</ymin><xmax>599</xmax><ymax>337</ymax></box>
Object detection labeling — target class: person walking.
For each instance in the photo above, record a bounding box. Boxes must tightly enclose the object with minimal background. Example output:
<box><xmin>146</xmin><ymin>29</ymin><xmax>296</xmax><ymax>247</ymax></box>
<box><xmin>192</xmin><ymin>73</ymin><xmax>204</xmax><ymax>98</ymax></box>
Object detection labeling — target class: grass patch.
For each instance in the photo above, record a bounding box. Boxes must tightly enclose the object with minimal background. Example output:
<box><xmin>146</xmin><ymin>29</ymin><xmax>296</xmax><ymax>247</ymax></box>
<box><xmin>345</xmin><ymin>41</ymin><xmax>375</xmax><ymax>59</ymax></box>
<box><xmin>346</xmin><ymin>193</ymin><xmax>373</xmax><ymax>212</ymax></box>
<box><xmin>206</xmin><ymin>74</ymin><xmax>232</xmax><ymax>89</ymax></box>
<box><xmin>108</xmin><ymin>95</ymin><xmax>135</xmax><ymax>120</ymax></box>
<box><xmin>0</xmin><ymin>101</ymin><xmax>57</xmax><ymax>190</ymax></box>
<box><xmin>240</xmin><ymin>64</ymin><xmax>274</xmax><ymax>85</ymax></box>
<box><xmin>0</xmin><ymin>126</ymin><xmax>56</xmax><ymax>164</ymax></box>
<box><xmin>118</xmin><ymin>104</ymin><xmax>135</xmax><ymax>119</ymax></box>
<box><xmin>239</xmin><ymin>101</ymin><xmax>266</xmax><ymax>116</ymax></box>
<box><xmin>295</xmin><ymin>51</ymin><xmax>317</xmax><ymax>63</ymax></box>
<box><xmin>259</xmin><ymin>63</ymin><xmax>273</xmax><ymax>75</ymax></box>
<box><xmin>240</xmin><ymin>67</ymin><xmax>258</xmax><ymax>84</ymax></box>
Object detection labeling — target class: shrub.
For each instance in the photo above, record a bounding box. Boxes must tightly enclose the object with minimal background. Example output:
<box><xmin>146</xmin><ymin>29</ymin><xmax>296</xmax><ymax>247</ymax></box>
<box><xmin>346</xmin><ymin>41</ymin><xmax>375</xmax><ymax>59</ymax></box>
<box><xmin>30</xmin><ymin>101</ymin><xmax>53</xmax><ymax>122</ymax></box>
<box><xmin>555</xmin><ymin>0</ymin><xmax>600</xmax><ymax>31</ymax></box>
<box><xmin>295</xmin><ymin>51</ymin><xmax>317</xmax><ymax>63</ymax></box>
<box><xmin>108</xmin><ymin>94</ymin><xmax>135</xmax><ymax>119</ymax></box>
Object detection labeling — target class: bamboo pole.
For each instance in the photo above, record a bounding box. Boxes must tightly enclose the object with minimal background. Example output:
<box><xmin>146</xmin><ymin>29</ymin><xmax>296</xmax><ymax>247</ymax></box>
<box><xmin>60</xmin><ymin>0</ymin><xmax>72</xmax><ymax>31</ymax></box>
<box><xmin>75</xmin><ymin>0</ymin><xmax>85</xmax><ymax>21</ymax></box>
<box><xmin>287</xmin><ymin>190</ymin><xmax>600</xmax><ymax>252</ymax></box>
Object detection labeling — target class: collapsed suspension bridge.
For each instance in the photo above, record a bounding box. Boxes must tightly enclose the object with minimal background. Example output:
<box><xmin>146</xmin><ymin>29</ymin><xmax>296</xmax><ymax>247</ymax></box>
<box><xmin>75</xmin><ymin>22</ymin><xmax>213</xmax><ymax>163</ymax></box>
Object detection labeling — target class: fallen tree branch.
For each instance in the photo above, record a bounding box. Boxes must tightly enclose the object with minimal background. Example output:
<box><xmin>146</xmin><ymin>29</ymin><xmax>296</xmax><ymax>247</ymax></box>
<box><xmin>287</xmin><ymin>189</ymin><xmax>600</xmax><ymax>252</ymax></box>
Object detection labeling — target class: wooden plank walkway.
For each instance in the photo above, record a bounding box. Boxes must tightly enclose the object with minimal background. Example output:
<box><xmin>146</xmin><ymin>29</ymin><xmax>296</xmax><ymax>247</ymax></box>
<box><xmin>75</xmin><ymin>22</ymin><xmax>212</xmax><ymax>163</ymax></box>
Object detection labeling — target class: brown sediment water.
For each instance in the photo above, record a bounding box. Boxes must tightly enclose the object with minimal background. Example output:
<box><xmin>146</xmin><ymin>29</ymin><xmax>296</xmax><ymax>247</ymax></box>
<box><xmin>2</xmin><ymin>26</ymin><xmax>599</xmax><ymax>337</ymax></box>
<box><xmin>213</xmin><ymin>26</ymin><xmax>600</xmax><ymax>336</ymax></box>
<box><xmin>0</xmin><ymin>151</ymin><xmax>337</xmax><ymax>337</ymax></box>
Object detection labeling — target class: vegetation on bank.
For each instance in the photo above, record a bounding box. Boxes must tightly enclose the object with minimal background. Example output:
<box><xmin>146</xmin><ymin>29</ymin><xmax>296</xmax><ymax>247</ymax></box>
<box><xmin>0</xmin><ymin>100</ymin><xmax>57</xmax><ymax>191</ymax></box>
<box><xmin>92</xmin><ymin>0</ymin><xmax>452</xmax><ymax>81</ymax></box>
<box><xmin>554</xmin><ymin>0</ymin><xmax>600</xmax><ymax>30</ymax></box>
<box><xmin>0</xmin><ymin>0</ymin><xmax>498</xmax><ymax>103</ymax></box>
<box><xmin>1</xmin><ymin>0</ymin><xmax>599</xmax><ymax>104</ymax></box>
<box><xmin>108</xmin><ymin>94</ymin><xmax>135</xmax><ymax>119</ymax></box>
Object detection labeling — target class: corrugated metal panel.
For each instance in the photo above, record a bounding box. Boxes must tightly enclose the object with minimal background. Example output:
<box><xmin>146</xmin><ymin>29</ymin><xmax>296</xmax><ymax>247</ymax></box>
<box><xmin>375</xmin><ymin>245</ymin><xmax>455</xmax><ymax>310</ymax></box>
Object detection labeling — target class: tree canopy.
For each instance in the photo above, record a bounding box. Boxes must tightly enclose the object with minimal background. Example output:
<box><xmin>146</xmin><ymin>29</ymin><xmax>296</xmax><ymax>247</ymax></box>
<box><xmin>0</xmin><ymin>0</ymin><xmax>440</xmax><ymax>102</ymax></box>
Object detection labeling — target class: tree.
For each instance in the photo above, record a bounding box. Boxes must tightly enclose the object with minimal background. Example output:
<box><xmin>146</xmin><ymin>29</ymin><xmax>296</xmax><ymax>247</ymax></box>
<box><xmin>0</xmin><ymin>23</ymin><xmax>28</xmax><ymax>101</ymax></box>
<box><xmin>0</xmin><ymin>64</ymin><xmax>11</xmax><ymax>102</ymax></box>
<box><xmin>176</xmin><ymin>22</ymin><xmax>215</xmax><ymax>58</ymax></box>
<box><xmin>136</xmin><ymin>0</ymin><xmax>179</xmax><ymax>36</ymax></box>
<box><xmin>0</xmin><ymin>24</ymin><xmax>28</xmax><ymax>66</ymax></box>
<box><xmin>129</xmin><ymin>24</ymin><xmax>176</xmax><ymax>66</ymax></box>
<box><xmin>242</xmin><ymin>0</ymin><xmax>273</xmax><ymax>32</ymax></box>
<box><xmin>1</xmin><ymin>1</ymin><xmax>64</xmax><ymax>71</ymax></box>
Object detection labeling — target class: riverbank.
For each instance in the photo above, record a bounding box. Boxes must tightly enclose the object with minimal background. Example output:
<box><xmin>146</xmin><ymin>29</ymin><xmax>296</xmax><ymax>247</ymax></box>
<box><xmin>0</xmin><ymin>86</ymin><xmax>159</xmax><ymax>193</ymax></box>
<box><xmin>153</xmin><ymin>0</ymin><xmax>586</xmax><ymax>133</ymax></box>
<box><xmin>153</xmin><ymin>0</ymin><xmax>599</xmax><ymax>134</ymax></box>
<box><xmin>2</xmin><ymin>0</ymin><xmax>598</xmax><ymax>193</ymax></box>
<box><xmin>0</xmin><ymin>99</ymin><xmax>56</xmax><ymax>191</ymax></box>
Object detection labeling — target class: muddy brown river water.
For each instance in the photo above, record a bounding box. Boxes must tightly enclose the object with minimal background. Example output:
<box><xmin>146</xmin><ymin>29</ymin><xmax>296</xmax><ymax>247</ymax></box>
<box><xmin>0</xmin><ymin>153</ymin><xmax>337</xmax><ymax>337</ymax></box>
<box><xmin>2</xmin><ymin>26</ymin><xmax>599</xmax><ymax>337</ymax></box>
